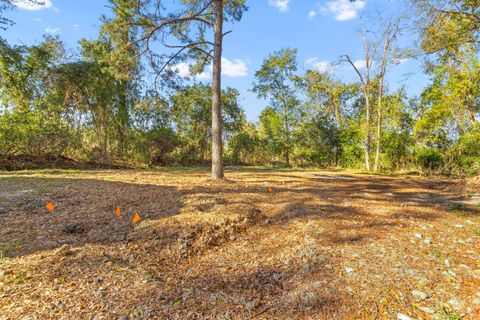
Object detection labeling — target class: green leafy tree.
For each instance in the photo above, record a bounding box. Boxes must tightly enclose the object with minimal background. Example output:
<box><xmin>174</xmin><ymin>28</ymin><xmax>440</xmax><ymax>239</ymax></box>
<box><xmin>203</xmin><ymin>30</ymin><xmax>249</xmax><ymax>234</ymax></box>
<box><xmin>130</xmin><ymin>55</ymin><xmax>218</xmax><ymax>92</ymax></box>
<box><xmin>253</xmin><ymin>48</ymin><xmax>301</xmax><ymax>167</ymax></box>
<box><xmin>171</xmin><ymin>83</ymin><xmax>245</xmax><ymax>164</ymax></box>
<box><xmin>133</xmin><ymin>0</ymin><xmax>248</xmax><ymax>179</ymax></box>
<box><xmin>0</xmin><ymin>36</ymin><xmax>78</xmax><ymax>157</ymax></box>
<box><xmin>53</xmin><ymin>45</ymin><xmax>118</xmax><ymax>161</ymax></box>
<box><xmin>414</xmin><ymin>0</ymin><xmax>480</xmax><ymax>53</ymax></box>
<box><xmin>258</xmin><ymin>107</ymin><xmax>285</xmax><ymax>165</ymax></box>
<box><xmin>99</xmin><ymin>0</ymin><xmax>141</xmax><ymax>155</ymax></box>
<box><xmin>416</xmin><ymin>44</ymin><xmax>480</xmax><ymax>144</ymax></box>
<box><xmin>301</xmin><ymin>70</ymin><xmax>357</xmax><ymax>129</ymax></box>
<box><xmin>226</xmin><ymin>122</ymin><xmax>259</xmax><ymax>165</ymax></box>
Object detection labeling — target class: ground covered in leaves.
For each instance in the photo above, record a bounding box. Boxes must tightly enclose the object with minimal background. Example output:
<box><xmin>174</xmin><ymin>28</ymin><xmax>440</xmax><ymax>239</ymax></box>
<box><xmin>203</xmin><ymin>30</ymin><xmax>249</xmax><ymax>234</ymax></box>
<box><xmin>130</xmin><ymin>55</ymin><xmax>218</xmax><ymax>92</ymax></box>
<box><xmin>0</xmin><ymin>168</ymin><xmax>479</xmax><ymax>319</ymax></box>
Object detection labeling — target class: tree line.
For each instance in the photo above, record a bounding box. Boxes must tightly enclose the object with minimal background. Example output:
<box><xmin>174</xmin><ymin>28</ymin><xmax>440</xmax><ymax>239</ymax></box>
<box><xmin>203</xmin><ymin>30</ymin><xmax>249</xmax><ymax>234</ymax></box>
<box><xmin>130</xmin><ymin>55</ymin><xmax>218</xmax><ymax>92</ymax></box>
<box><xmin>0</xmin><ymin>0</ymin><xmax>478</xmax><ymax>177</ymax></box>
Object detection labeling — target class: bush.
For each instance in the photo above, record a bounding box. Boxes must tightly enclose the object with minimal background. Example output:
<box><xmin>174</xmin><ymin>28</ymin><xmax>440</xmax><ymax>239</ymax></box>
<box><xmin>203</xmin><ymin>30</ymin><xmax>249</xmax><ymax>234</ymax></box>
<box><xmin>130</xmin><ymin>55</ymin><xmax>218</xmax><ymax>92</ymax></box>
<box><xmin>0</xmin><ymin>110</ymin><xmax>77</xmax><ymax>157</ymax></box>
<box><xmin>416</xmin><ymin>147</ymin><xmax>444</xmax><ymax>174</ymax></box>
<box><xmin>456</xmin><ymin>129</ymin><xmax>480</xmax><ymax>176</ymax></box>
<box><xmin>132</xmin><ymin>128</ymin><xmax>178</xmax><ymax>167</ymax></box>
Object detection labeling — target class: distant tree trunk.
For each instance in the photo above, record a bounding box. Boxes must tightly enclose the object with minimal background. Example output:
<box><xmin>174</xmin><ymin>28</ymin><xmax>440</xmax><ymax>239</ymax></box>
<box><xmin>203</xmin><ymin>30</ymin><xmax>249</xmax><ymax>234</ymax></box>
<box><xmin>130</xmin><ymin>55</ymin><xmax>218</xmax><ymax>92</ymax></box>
<box><xmin>365</xmin><ymin>90</ymin><xmax>371</xmax><ymax>171</ymax></box>
<box><xmin>211</xmin><ymin>0</ymin><xmax>224</xmax><ymax>180</ymax></box>
<box><xmin>373</xmin><ymin>89</ymin><xmax>382</xmax><ymax>172</ymax></box>
<box><xmin>364</xmin><ymin>33</ymin><xmax>373</xmax><ymax>172</ymax></box>
<box><xmin>282</xmin><ymin>101</ymin><xmax>291</xmax><ymax>167</ymax></box>
<box><xmin>334</xmin><ymin>102</ymin><xmax>343</xmax><ymax>128</ymax></box>
<box><xmin>284</xmin><ymin>121</ymin><xmax>290</xmax><ymax>167</ymax></box>
<box><xmin>374</xmin><ymin>22</ymin><xmax>397</xmax><ymax>172</ymax></box>
<box><xmin>342</xmin><ymin>40</ymin><xmax>372</xmax><ymax>171</ymax></box>
<box><xmin>467</xmin><ymin>96</ymin><xmax>479</xmax><ymax>127</ymax></box>
<box><xmin>117</xmin><ymin>81</ymin><xmax>129</xmax><ymax>156</ymax></box>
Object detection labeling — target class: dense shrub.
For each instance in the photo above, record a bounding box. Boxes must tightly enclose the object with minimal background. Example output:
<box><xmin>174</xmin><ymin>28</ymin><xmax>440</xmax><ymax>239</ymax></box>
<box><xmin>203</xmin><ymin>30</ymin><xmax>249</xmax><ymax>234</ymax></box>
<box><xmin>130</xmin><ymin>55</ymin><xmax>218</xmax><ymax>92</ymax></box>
<box><xmin>416</xmin><ymin>147</ymin><xmax>445</xmax><ymax>174</ymax></box>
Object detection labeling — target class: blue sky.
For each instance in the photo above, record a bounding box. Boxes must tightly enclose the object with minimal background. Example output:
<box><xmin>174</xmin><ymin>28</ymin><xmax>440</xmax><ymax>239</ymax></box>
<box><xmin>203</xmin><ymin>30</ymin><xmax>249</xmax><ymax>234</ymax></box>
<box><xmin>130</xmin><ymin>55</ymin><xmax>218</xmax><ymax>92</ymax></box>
<box><xmin>4</xmin><ymin>0</ymin><xmax>429</xmax><ymax>121</ymax></box>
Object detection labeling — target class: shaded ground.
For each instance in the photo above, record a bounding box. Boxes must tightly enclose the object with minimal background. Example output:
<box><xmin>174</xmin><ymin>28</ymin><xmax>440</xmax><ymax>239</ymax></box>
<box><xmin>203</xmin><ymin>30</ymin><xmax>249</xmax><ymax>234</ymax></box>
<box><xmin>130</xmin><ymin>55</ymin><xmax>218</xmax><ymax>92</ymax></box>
<box><xmin>0</xmin><ymin>169</ymin><xmax>479</xmax><ymax>319</ymax></box>
<box><xmin>0</xmin><ymin>154</ymin><xmax>130</xmax><ymax>171</ymax></box>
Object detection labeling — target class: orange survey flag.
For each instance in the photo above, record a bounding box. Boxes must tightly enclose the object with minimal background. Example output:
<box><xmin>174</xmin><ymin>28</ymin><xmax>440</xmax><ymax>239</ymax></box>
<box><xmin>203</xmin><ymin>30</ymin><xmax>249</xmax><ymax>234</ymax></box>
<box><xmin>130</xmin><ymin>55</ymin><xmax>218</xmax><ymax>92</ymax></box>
<box><xmin>45</xmin><ymin>202</ymin><xmax>55</xmax><ymax>211</ymax></box>
<box><xmin>115</xmin><ymin>207</ymin><xmax>121</xmax><ymax>217</ymax></box>
<box><xmin>132</xmin><ymin>212</ymin><xmax>141</xmax><ymax>224</ymax></box>
<box><xmin>268</xmin><ymin>187</ymin><xmax>273</xmax><ymax>193</ymax></box>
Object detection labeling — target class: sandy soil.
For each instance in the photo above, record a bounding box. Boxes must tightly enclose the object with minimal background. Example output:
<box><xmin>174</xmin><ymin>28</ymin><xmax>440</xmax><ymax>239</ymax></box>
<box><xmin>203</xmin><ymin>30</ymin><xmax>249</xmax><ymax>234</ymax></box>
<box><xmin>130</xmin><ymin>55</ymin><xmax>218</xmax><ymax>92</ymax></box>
<box><xmin>0</xmin><ymin>169</ymin><xmax>479</xmax><ymax>319</ymax></box>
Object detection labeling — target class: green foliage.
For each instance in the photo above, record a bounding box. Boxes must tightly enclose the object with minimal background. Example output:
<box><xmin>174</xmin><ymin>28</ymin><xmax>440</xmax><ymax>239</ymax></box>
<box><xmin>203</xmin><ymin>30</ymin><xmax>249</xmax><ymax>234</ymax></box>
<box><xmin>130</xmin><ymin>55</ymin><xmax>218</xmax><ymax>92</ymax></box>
<box><xmin>0</xmin><ymin>1</ymin><xmax>478</xmax><ymax>176</ymax></box>
<box><xmin>436</xmin><ymin>308</ymin><xmax>463</xmax><ymax>320</ymax></box>
<box><xmin>253</xmin><ymin>48</ymin><xmax>301</xmax><ymax>166</ymax></box>
<box><xmin>0</xmin><ymin>240</ymin><xmax>24</xmax><ymax>258</ymax></box>
<box><xmin>142</xmin><ymin>128</ymin><xmax>178</xmax><ymax>166</ymax></box>
<box><xmin>226</xmin><ymin>123</ymin><xmax>260</xmax><ymax>165</ymax></box>
<box><xmin>338</xmin><ymin>126</ymin><xmax>364</xmax><ymax>168</ymax></box>
<box><xmin>455</xmin><ymin>128</ymin><xmax>480</xmax><ymax>175</ymax></box>
<box><xmin>416</xmin><ymin>147</ymin><xmax>445</xmax><ymax>174</ymax></box>
<box><xmin>293</xmin><ymin>113</ymin><xmax>340</xmax><ymax>167</ymax></box>
<box><xmin>170</xmin><ymin>83</ymin><xmax>245</xmax><ymax>165</ymax></box>
<box><xmin>416</xmin><ymin>0</ymin><xmax>480</xmax><ymax>53</ymax></box>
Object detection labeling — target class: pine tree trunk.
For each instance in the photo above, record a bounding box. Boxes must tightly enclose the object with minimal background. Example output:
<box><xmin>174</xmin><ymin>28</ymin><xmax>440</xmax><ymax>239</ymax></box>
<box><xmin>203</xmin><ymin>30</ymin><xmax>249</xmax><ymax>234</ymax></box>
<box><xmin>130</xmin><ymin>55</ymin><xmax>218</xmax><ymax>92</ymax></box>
<box><xmin>211</xmin><ymin>0</ymin><xmax>224</xmax><ymax>180</ymax></box>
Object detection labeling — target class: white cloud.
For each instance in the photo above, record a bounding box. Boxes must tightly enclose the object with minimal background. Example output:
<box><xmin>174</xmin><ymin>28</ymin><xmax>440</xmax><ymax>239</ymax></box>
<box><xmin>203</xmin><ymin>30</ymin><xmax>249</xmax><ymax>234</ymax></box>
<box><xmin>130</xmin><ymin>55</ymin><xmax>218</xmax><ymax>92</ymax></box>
<box><xmin>308</xmin><ymin>10</ymin><xmax>317</xmax><ymax>18</ymax></box>
<box><xmin>34</xmin><ymin>17</ymin><xmax>42</xmax><ymax>22</ymax></box>
<box><xmin>13</xmin><ymin>0</ymin><xmax>53</xmax><ymax>11</ymax></box>
<box><xmin>171</xmin><ymin>57</ymin><xmax>248</xmax><ymax>80</ymax></box>
<box><xmin>268</xmin><ymin>0</ymin><xmax>290</xmax><ymax>13</ymax></box>
<box><xmin>221</xmin><ymin>57</ymin><xmax>248</xmax><ymax>77</ymax></box>
<box><xmin>305</xmin><ymin>57</ymin><xmax>334</xmax><ymax>73</ymax></box>
<box><xmin>72</xmin><ymin>24</ymin><xmax>80</xmax><ymax>30</ymax></box>
<box><xmin>353</xmin><ymin>59</ymin><xmax>366</xmax><ymax>69</ymax></box>
<box><xmin>348</xmin><ymin>60</ymin><xmax>367</xmax><ymax>70</ymax></box>
<box><xmin>171</xmin><ymin>63</ymin><xmax>210</xmax><ymax>80</ymax></box>
<box><xmin>393</xmin><ymin>57</ymin><xmax>408</xmax><ymax>64</ymax></box>
<box><xmin>45</xmin><ymin>27</ymin><xmax>59</xmax><ymax>34</ymax></box>
<box><xmin>324</xmin><ymin>0</ymin><xmax>366</xmax><ymax>21</ymax></box>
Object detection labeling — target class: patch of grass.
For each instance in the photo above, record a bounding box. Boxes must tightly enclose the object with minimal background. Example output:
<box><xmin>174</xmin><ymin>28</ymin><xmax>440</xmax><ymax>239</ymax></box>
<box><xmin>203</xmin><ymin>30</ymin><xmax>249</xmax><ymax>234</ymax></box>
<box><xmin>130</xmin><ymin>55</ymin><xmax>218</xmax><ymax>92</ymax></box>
<box><xmin>37</xmin><ymin>185</ymin><xmax>58</xmax><ymax>193</ymax></box>
<box><xmin>144</xmin><ymin>272</ymin><xmax>162</xmax><ymax>282</ymax></box>
<box><xmin>437</xmin><ymin>308</ymin><xmax>462</xmax><ymax>320</ymax></box>
<box><xmin>3</xmin><ymin>169</ymin><xmax>81</xmax><ymax>175</ymax></box>
<box><xmin>0</xmin><ymin>241</ymin><xmax>25</xmax><ymax>258</ymax></box>
<box><xmin>472</xmin><ymin>228</ymin><xmax>480</xmax><ymax>236</ymax></box>
<box><xmin>431</xmin><ymin>251</ymin><xmax>442</xmax><ymax>258</ymax></box>
<box><xmin>154</xmin><ymin>166</ymin><xmax>210</xmax><ymax>173</ymax></box>
<box><xmin>448</xmin><ymin>203</ymin><xmax>467</xmax><ymax>212</ymax></box>
<box><xmin>57</xmin><ymin>274</ymin><xmax>68</xmax><ymax>283</ymax></box>
<box><xmin>448</xmin><ymin>203</ymin><xmax>477</xmax><ymax>217</ymax></box>
<box><xmin>12</xmin><ymin>273</ymin><xmax>28</xmax><ymax>285</ymax></box>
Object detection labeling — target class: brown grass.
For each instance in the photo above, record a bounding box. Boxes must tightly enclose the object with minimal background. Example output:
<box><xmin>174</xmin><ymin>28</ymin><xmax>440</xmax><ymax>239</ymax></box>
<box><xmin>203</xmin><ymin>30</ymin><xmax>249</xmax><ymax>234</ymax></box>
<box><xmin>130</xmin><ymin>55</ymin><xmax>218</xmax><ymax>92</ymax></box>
<box><xmin>0</xmin><ymin>169</ymin><xmax>479</xmax><ymax>319</ymax></box>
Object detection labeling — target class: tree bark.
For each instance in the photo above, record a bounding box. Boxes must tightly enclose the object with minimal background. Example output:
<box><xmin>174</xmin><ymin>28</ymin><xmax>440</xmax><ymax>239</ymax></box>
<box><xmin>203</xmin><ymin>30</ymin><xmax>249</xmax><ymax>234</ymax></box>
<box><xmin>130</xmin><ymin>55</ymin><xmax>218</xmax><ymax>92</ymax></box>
<box><xmin>374</xmin><ymin>23</ymin><xmax>396</xmax><ymax>172</ymax></box>
<box><xmin>365</xmin><ymin>90</ymin><xmax>371</xmax><ymax>171</ymax></box>
<box><xmin>284</xmin><ymin>120</ymin><xmax>290</xmax><ymax>167</ymax></box>
<box><xmin>363</xmin><ymin>35</ymin><xmax>372</xmax><ymax>172</ymax></box>
<box><xmin>117</xmin><ymin>80</ymin><xmax>129</xmax><ymax>156</ymax></box>
<box><xmin>211</xmin><ymin>0</ymin><xmax>224</xmax><ymax>180</ymax></box>
<box><xmin>373</xmin><ymin>87</ymin><xmax>382</xmax><ymax>172</ymax></box>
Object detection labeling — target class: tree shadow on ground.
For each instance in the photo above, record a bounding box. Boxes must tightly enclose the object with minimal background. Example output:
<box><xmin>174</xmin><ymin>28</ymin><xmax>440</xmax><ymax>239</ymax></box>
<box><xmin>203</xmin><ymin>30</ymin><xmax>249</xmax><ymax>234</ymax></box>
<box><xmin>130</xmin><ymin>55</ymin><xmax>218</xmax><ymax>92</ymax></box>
<box><xmin>0</xmin><ymin>176</ymin><xmax>185</xmax><ymax>257</ymax></box>
<box><xmin>0</xmin><ymin>171</ymin><xmax>464</xmax><ymax>319</ymax></box>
